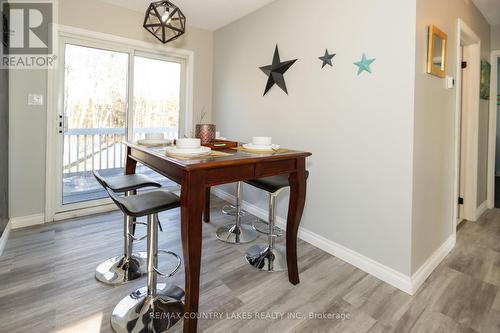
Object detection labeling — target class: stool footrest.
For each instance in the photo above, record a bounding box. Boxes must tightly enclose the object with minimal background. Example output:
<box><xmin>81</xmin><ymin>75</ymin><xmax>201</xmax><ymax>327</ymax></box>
<box><xmin>222</xmin><ymin>205</ymin><xmax>246</xmax><ymax>217</ymax></box>
<box><xmin>153</xmin><ymin>250</ymin><xmax>182</xmax><ymax>277</ymax></box>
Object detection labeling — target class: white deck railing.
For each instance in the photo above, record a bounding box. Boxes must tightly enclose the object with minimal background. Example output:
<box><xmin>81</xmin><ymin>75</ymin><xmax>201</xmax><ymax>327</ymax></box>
<box><xmin>63</xmin><ymin>127</ymin><xmax>177</xmax><ymax>174</ymax></box>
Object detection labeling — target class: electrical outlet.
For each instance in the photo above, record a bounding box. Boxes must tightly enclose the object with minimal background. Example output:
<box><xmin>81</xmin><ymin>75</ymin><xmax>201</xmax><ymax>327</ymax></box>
<box><xmin>28</xmin><ymin>94</ymin><xmax>44</xmax><ymax>106</ymax></box>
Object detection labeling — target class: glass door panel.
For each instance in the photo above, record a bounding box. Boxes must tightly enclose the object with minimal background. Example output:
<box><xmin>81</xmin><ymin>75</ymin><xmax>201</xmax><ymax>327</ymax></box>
<box><xmin>132</xmin><ymin>55</ymin><xmax>182</xmax><ymax>189</ymax></box>
<box><xmin>133</xmin><ymin>55</ymin><xmax>181</xmax><ymax>141</ymax></box>
<box><xmin>62</xmin><ymin>44</ymin><xmax>129</xmax><ymax>205</ymax></box>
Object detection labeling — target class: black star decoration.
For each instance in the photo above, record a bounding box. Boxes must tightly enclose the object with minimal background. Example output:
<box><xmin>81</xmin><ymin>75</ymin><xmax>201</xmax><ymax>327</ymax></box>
<box><xmin>260</xmin><ymin>45</ymin><xmax>297</xmax><ymax>96</ymax></box>
<box><xmin>319</xmin><ymin>49</ymin><xmax>336</xmax><ymax>68</ymax></box>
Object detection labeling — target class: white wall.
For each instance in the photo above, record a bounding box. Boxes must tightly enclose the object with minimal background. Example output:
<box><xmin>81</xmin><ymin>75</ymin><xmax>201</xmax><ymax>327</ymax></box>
<box><xmin>411</xmin><ymin>0</ymin><xmax>490</xmax><ymax>273</ymax></box>
<box><xmin>492</xmin><ymin>24</ymin><xmax>500</xmax><ymax>51</ymax></box>
<box><xmin>213</xmin><ymin>0</ymin><xmax>416</xmax><ymax>275</ymax></box>
<box><xmin>8</xmin><ymin>0</ymin><xmax>213</xmax><ymax>218</ymax></box>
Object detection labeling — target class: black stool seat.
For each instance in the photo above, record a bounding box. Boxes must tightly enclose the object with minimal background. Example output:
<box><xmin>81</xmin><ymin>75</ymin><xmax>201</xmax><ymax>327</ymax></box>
<box><xmin>107</xmin><ymin>188</ymin><xmax>180</xmax><ymax>218</ymax></box>
<box><xmin>245</xmin><ymin>171</ymin><xmax>309</xmax><ymax>193</ymax></box>
<box><xmin>94</xmin><ymin>171</ymin><xmax>161</xmax><ymax>193</ymax></box>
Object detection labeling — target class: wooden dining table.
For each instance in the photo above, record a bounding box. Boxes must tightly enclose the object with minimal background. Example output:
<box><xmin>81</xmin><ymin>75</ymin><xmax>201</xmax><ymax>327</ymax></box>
<box><xmin>124</xmin><ymin>141</ymin><xmax>311</xmax><ymax>333</ymax></box>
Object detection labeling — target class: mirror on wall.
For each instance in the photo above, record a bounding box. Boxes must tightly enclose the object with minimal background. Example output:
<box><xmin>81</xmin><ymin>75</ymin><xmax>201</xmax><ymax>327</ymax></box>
<box><xmin>427</xmin><ymin>25</ymin><xmax>447</xmax><ymax>78</ymax></box>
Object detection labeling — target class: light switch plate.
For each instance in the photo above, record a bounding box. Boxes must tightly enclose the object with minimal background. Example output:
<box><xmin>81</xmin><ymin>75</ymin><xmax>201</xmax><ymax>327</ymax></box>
<box><xmin>28</xmin><ymin>94</ymin><xmax>44</xmax><ymax>106</ymax></box>
<box><xmin>445</xmin><ymin>76</ymin><xmax>455</xmax><ymax>89</ymax></box>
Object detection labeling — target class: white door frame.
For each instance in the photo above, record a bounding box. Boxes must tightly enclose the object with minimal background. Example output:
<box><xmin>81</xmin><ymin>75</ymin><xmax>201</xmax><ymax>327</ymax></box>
<box><xmin>488</xmin><ymin>50</ymin><xmax>500</xmax><ymax>209</ymax></box>
<box><xmin>45</xmin><ymin>25</ymin><xmax>194</xmax><ymax>222</ymax></box>
<box><xmin>452</xmin><ymin>19</ymin><xmax>481</xmax><ymax>230</ymax></box>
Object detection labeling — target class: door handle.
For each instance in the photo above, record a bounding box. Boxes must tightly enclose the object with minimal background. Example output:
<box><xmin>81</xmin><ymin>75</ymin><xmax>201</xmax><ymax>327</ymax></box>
<box><xmin>58</xmin><ymin>115</ymin><xmax>68</xmax><ymax>134</ymax></box>
<box><xmin>58</xmin><ymin>115</ymin><xmax>63</xmax><ymax>134</ymax></box>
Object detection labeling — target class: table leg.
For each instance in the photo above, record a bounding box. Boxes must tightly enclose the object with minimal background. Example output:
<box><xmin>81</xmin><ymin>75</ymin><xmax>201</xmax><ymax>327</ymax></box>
<box><xmin>125</xmin><ymin>147</ymin><xmax>137</xmax><ymax>175</ymax></box>
<box><xmin>286</xmin><ymin>158</ymin><xmax>307</xmax><ymax>285</ymax></box>
<box><xmin>180</xmin><ymin>171</ymin><xmax>204</xmax><ymax>333</ymax></box>
<box><xmin>204</xmin><ymin>187</ymin><xmax>211</xmax><ymax>223</ymax></box>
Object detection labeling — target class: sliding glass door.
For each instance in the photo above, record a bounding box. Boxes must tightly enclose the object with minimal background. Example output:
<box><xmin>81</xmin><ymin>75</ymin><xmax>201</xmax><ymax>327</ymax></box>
<box><xmin>56</xmin><ymin>37</ymin><xmax>185</xmax><ymax>212</ymax></box>
<box><xmin>133</xmin><ymin>54</ymin><xmax>182</xmax><ymax>141</ymax></box>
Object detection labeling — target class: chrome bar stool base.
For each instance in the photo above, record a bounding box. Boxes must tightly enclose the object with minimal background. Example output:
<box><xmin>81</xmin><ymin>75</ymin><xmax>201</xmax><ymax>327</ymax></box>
<box><xmin>245</xmin><ymin>244</ymin><xmax>287</xmax><ymax>272</ymax></box>
<box><xmin>216</xmin><ymin>223</ymin><xmax>258</xmax><ymax>244</ymax></box>
<box><xmin>111</xmin><ymin>283</ymin><xmax>185</xmax><ymax>333</ymax></box>
<box><xmin>95</xmin><ymin>252</ymin><xmax>147</xmax><ymax>285</ymax></box>
<box><xmin>252</xmin><ymin>219</ymin><xmax>283</xmax><ymax>237</ymax></box>
<box><xmin>217</xmin><ymin>181</ymin><xmax>257</xmax><ymax>244</ymax></box>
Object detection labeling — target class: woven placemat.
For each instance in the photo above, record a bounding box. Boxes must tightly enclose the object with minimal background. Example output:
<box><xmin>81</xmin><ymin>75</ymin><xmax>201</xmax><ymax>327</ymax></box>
<box><xmin>236</xmin><ymin>147</ymin><xmax>289</xmax><ymax>154</ymax></box>
<box><xmin>165</xmin><ymin>150</ymin><xmax>233</xmax><ymax>160</ymax></box>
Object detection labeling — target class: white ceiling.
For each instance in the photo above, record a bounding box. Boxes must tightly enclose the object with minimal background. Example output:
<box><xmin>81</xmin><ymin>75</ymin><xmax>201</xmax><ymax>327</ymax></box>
<box><xmin>100</xmin><ymin>0</ymin><xmax>277</xmax><ymax>31</ymax></box>
<box><xmin>472</xmin><ymin>0</ymin><xmax>500</xmax><ymax>25</ymax></box>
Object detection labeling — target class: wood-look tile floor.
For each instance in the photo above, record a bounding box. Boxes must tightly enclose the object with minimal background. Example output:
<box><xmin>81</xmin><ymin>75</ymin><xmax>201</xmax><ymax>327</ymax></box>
<box><xmin>1</xmin><ymin>197</ymin><xmax>500</xmax><ymax>333</ymax></box>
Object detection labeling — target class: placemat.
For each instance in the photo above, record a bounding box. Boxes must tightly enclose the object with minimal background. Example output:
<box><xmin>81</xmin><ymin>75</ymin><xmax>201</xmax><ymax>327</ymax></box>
<box><xmin>235</xmin><ymin>147</ymin><xmax>289</xmax><ymax>154</ymax></box>
<box><xmin>165</xmin><ymin>150</ymin><xmax>234</xmax><ymax>160</ymax></box>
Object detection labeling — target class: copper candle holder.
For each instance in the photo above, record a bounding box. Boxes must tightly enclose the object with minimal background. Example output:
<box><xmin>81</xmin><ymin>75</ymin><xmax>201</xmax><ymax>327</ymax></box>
<box><xmin>195</xmin><ymin>124</ymin><xmax>216</xmax><ymax>144</ymax></box>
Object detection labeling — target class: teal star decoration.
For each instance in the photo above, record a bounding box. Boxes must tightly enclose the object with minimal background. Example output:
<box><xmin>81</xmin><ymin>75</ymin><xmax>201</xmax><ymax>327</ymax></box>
<box><xmin>354</xmin><ymin>53</ymin><xmax>376</xmax><ymax>75</ymax></box>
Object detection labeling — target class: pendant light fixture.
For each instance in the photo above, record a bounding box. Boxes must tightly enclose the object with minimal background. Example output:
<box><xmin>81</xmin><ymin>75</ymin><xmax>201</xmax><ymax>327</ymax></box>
<box><xmin>143</xmin><ymin>1</ymin><xmax>186</xmax><ymax>44</ymax></box>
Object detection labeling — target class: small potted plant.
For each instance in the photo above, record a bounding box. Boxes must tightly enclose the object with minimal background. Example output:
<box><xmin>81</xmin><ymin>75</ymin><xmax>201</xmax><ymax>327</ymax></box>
<box><xmin>195</xmin><ymin>108</ymin><xmax>216</xmax><ymax>144</ymax></box>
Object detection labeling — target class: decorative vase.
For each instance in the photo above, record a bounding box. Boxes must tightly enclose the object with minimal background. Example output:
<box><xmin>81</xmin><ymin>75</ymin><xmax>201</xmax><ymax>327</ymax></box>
<box><xmin>195</xmin><ymin>124</ymin><xmax>216</xmax><ymax>144</ymax></box>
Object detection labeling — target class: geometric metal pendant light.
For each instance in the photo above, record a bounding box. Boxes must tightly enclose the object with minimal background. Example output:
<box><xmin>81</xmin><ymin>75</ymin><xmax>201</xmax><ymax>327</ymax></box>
<box><xmin>143</xmin><ymin>1</ymin><xmax>186</xmax><ymax>44</ymax></box>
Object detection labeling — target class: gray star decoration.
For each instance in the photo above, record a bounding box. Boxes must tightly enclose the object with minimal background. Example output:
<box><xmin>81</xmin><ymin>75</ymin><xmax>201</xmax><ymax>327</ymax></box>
<box><xmin>319</xmin><ymin>49</ymin><xmax>336</xmax><ymax>68</ymax></box>
<box><xmin>260</xmin><ymin>45</ymin><xmax>298</xmax><ymax>96</ymax></box>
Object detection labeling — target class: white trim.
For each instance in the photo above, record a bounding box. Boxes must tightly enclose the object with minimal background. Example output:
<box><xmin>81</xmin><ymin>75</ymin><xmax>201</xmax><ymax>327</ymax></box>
<box><xmin>453</xmin><ymin>19</ymin><xmax>482</xmax><ymax>229</ymax></box>
<box><xmin>211</xmin><ymin>187</ymin><xmax>413</xmax><ymax>294</ymax></box>
<box><xmin>9</xmin><ymin>214</ymin><xmax>45</xmax><ymax>229</ymax></box>
<box><xmin>45</xmin><ymin>24</ymin><xmax>195</xmax><ymax>217</ymax></box>
<box><xmin>489</xmin><ymin>50</ymin><xmax>500</xmax><ymax>209</ymax></box>
<box><xmin>410</xmin><ymin>234</ymin><xmax>456</xmax><ymax>294</ymax></box>
<box><xmin>53</xmin><ymin>203</ymin><xmax>118</xmax><ymax>222</ymax></box>
<box><xmin>0</xmin><ymin>222</ymin><xmax>11</xmax><ymax>257</ymax></box>
<box><xmin>475</xmin><ymin>200</ymin><xmax>489</xmax><ymax>220</ymax></box>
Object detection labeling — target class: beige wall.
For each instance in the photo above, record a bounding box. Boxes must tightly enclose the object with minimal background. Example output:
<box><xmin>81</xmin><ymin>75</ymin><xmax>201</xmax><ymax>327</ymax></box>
<box><xmin>492</xmin><ymin>24</ymin><xmax>500</xmax><ymax>50</ymax></box>
<box><xmin>411</xmin><ymin>0</ymin><xmax>490</xmax><ymax>273</ymax></box>
<box><xmin>213</xmin><ymin>0</ymin><xmax>416</xmax><ymax>275</ymax></box>
<box><xmin>59</xmin><ymin>0</ymin><xmax>214</xmax><ymax>124</ymax></box>
<box><xmin>8</xmin><ymin>0</ymin><xmax>213</xmax><ymax>218</ymax></box>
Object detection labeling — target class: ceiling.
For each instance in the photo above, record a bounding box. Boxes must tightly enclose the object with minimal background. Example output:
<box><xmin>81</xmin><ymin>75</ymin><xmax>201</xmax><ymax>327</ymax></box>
<box><xmin>472</xmin><ymin>0</ymin><xmax>500</xmax><ymax>25</ymax></box>
<box><xmin>100</xmin><ymin>0</ymin><xmax>277</xmax><ymax>31</ymax></box>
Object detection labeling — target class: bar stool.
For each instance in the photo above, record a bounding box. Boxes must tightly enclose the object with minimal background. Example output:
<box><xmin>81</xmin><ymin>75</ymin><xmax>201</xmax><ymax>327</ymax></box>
<box><xmin>244</xmin><ymin>172</ymin><xmax>309</xmax><ymax>272</ymax></box>
<box><xmin>104</xmin><ymin>186</ymin><xmax>184</xmax><ymax>332</ymax></box>
<box><xmin>216</xmin><ymin>181</ymin><xmax>258</xmax><ymax>244</ymax></box>
<box><xmin>93</xmin><ymin>171</ymin><xmax>161</xmax><ymax>285</ymax></box>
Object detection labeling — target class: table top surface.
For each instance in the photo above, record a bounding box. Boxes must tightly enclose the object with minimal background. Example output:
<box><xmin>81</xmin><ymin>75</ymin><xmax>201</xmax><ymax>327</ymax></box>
<box><xmin>125</xmin><ymin>141</ymin><xmax>312</xmax><ymax>170</ymax></box>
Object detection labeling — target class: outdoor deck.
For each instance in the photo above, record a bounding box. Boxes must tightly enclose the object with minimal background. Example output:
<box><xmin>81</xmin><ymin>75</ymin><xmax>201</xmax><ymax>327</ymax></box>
<box><xmin>63</xmin><ymin>166</ymin><xmax>178</xmax><ymax>205</ymax></box>
<box><xmin>62</xmin><ymin>127</ymin><xmax>178</xmax><ymax>205</ymax></box>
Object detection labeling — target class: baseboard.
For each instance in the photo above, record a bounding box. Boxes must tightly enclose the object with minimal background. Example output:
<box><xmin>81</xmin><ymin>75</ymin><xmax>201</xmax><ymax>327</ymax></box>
<box><xmin>410</xmin><ymin>234</ymin><xmax>455</xmax><ymax>294</ymax></box>
<box><xmin>211</xmin><ymin>187</ymin><xmax>415</xmax><ymax>294</ymax></box>
<box><xmin>54</xmin><ymin>203</ymin><xmax>118</xmax><ymax>222</ymax></box>
<box><xmin>475</xmin><ymin>200</ymin><xmax>489</xmax><ymax>221</ymax></box>
<box><xmin>9</xmin><ymin>213</ymin><xmax>45</xmax><ymax>229</ymax></box>
<box><xmin>0</xmin><ymin>222</ymin><xmax>11</xmax><ymax>257</ymax></box>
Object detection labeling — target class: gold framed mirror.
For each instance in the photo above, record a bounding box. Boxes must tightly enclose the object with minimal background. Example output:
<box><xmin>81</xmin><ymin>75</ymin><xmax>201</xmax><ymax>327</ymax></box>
<box><xmin>427</xmin><ymin>25</ymin><xmax>447</xmax><ymax>78</ymax></box>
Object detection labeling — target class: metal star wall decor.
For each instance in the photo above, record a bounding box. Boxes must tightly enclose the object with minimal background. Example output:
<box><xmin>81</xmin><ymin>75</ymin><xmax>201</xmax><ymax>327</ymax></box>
<box><xmin>354</xmin><ymin>53</ymin><xmax>376</xmax><ymax>75</ymax></box>
<box><xmin>319</xmin><ymin>49</ymin><xmax>336</xmax><ymax>68</ymax></box>
<box><xmin>260</xmin><ymin>45</ymin><xmax>297</xmax><ymax>96</ymax></box>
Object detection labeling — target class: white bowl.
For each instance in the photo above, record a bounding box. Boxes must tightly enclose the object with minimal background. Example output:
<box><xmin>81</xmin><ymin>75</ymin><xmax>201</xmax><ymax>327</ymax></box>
<box><xmin>177</xmin><ymin>138</ymin><xmax>201</xmax><ymax>149</ymax></box>
<box><xmin>145</xmin><ymin>133</ymin><xmax>164</xmax><ymax>140</ymax></box>
<box><xmin>252</xmin><ymin>136</ymin><xmax>272</xmax><ymax>146</ymax></box>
